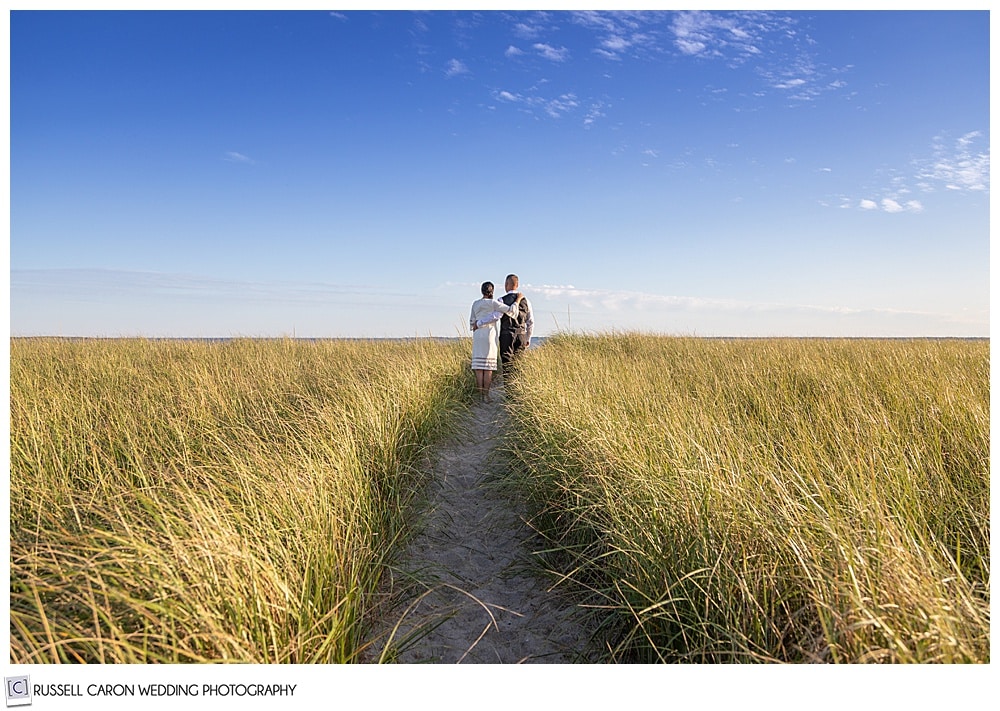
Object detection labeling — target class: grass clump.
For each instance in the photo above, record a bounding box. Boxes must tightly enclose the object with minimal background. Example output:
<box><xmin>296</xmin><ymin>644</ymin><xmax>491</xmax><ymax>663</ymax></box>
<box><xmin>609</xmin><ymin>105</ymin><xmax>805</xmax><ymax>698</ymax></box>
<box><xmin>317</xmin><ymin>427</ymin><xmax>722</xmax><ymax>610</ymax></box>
<box><xmin>503</xmin><ymin>334</ymin><xmax>988</xmax><ymax>663</ymax></box>
<box><xmin>10</xmin><ymin>337</ymin><xmax>472</xmax><ymax>663</ymax></box>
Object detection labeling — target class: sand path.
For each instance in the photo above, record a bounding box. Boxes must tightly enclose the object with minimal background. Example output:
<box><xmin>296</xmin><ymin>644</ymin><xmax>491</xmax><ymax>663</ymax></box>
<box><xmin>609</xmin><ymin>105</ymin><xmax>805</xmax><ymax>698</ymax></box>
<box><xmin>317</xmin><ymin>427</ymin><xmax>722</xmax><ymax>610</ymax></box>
<box><xmin>364</xmin><ymin>382</ymin><xmax>596</xmax><ymax>663</ymax></box>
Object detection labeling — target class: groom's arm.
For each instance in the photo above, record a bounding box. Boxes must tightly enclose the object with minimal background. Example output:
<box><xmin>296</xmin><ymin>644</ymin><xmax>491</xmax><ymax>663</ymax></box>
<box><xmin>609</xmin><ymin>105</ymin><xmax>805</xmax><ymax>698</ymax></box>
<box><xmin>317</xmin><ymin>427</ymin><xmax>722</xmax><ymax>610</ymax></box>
<box><xmin>476</xmin><ymin>310</ymin><xmax>503</xmax><ymax>328</ymax></box>
<box><xmin>476</xmin><ymin>299</ymin><xmax>516</xmax><ymax>328</ymax></box>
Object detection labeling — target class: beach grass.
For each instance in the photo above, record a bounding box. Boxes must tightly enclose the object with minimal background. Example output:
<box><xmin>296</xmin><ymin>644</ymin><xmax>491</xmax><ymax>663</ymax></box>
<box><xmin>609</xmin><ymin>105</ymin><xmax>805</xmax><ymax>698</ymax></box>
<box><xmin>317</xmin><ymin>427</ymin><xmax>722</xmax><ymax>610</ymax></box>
<box><xmin>9</xmin><ymin>337</ymin><xmax>473</xmax><ymax>663</ymax></box>
<box><xmin>502</xmin><ymin>334</ymin><xmax>989</xmax><ymax>663</ymax></box>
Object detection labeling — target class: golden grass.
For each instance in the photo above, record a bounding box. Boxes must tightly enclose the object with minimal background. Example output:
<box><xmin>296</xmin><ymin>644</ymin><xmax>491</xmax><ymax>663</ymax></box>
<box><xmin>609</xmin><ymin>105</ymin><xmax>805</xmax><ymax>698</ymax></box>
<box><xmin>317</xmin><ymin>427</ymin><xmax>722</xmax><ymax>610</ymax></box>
<box><xmin>9</xmin><ymin>337</ymin><xmax>472</xmax><ymax>663</ymax></box>
<box><xmin>503</xmin><ymin>334</ymin><xmax>989</xmax><ymax>663</ymax></box>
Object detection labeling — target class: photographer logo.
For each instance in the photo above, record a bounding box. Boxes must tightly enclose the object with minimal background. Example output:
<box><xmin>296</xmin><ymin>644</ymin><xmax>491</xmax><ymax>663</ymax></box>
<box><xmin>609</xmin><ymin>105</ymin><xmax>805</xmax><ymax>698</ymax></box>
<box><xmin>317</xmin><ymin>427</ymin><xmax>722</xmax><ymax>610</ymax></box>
<box><xmin>5</xmin><ymin>677</ymin><xmax>31</xmax><ymax>707</ymax></box>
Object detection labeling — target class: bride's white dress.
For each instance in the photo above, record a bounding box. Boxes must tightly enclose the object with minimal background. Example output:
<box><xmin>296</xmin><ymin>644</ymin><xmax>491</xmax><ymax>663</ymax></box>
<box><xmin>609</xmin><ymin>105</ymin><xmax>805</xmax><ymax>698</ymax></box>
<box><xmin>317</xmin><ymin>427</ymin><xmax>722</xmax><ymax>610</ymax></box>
<box><xmin>469</xmin><ymin>297</ymin><xmax>517</xmax><ymax>370</ymax></box>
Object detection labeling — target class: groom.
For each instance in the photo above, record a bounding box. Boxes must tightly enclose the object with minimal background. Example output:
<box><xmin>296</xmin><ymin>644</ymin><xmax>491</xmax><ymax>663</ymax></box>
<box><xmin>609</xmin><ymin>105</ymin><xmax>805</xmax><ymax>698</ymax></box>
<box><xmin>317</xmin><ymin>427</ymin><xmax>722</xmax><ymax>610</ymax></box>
<box><xmin>499</xmin><ymin>273</ymin><xmax>533</xmax><ymax>376</ymax></box>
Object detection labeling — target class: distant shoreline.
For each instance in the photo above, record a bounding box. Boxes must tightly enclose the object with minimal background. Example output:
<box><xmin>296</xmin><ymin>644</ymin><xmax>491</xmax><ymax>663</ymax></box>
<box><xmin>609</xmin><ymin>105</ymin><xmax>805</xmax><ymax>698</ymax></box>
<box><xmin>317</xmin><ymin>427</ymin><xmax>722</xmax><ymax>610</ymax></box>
<box><xmin>8</xmin><ymin>335</ymin><xmax>987</xmax><ymax>343</ymax></box>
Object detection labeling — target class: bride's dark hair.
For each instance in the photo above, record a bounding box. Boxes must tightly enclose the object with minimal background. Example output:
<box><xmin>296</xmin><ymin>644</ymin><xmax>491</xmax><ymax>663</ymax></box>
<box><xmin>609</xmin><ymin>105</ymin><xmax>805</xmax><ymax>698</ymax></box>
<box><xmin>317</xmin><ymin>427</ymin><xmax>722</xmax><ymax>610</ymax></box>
<box><xmin>481</xmin><ymin>281</ymin><xmax>494</xmax><ymax>298</ymax></box>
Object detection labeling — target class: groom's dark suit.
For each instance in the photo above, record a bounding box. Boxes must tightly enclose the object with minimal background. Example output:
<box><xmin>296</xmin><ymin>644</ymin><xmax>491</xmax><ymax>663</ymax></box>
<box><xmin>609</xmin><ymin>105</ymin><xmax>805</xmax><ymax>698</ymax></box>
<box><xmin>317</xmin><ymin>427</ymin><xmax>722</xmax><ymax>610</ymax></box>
<box><xmin>499</xmin><ymin>292</ymin><xmax>531</xmax><ymax>373</ymax></box>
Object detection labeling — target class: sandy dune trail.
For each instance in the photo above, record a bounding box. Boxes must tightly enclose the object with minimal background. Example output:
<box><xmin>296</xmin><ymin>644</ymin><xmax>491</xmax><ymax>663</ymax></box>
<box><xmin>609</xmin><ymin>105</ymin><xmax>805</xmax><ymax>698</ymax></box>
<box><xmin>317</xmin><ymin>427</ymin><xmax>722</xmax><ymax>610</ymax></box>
<box><xmin>364</xmin><ymin>383</ymin><xmax>596</xmax><ymax>663</ymax></box>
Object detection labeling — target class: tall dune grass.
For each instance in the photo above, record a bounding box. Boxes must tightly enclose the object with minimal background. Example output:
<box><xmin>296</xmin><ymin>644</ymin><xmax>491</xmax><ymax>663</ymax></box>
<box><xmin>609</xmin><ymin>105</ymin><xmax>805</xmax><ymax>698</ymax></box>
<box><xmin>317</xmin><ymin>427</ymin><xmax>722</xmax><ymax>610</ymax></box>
<box><xmin>9</xmin><ymin>337</ymin><xmax>472</xmax><ymax>663</ymax></box>
<box><xmin>503</xmin><ymin>334</ymin><xmax>989</xmax><ymax>663</ymax></box>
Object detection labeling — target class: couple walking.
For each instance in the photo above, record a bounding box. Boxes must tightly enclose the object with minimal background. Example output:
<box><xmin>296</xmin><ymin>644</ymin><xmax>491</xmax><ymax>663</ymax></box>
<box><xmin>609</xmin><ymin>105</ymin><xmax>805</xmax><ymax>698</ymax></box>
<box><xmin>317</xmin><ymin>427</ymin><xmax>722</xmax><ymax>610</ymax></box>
<box><xmin>469</xmin><ymin>273</ymin><xmax>533</xmax><ymax>402</ymax></box>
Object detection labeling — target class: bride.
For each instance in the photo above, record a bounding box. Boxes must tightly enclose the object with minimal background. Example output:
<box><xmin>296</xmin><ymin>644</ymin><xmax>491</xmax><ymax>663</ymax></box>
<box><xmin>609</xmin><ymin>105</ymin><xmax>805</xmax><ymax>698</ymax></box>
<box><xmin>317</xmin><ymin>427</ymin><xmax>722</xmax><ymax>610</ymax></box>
<box><xmin>469</xmin><ymin>281</ymin><xmax>522</xmax><ymax>402</ymax></box>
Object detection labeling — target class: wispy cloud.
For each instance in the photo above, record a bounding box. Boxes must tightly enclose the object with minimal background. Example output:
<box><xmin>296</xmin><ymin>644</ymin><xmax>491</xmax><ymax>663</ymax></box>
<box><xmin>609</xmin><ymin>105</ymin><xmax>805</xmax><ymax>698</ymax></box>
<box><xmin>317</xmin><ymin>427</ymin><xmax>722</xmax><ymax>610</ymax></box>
<box><xmin>534</xmin><ymin>43</ymin><xmax>570</xmax><ymax>62</ymax></box>
<box><xmin>916</xmin><ymin>130</ymin><xmax>989</xmax><ymax>192</ymax></box>
<box><xmin>524</xmin><ymin>283</ymin><xmax>953</xmax><ymax>325</ymax></box>
<box><xmin>602</xmin><ymin>35</ymin><xmax>631</xmax><ymax>52</ymax></box>
<box><xmin>570</xmin><ymin>10</ymin><xmax>619</xmax><ymax>34</ymax></box>
<box><xmin>544</xmin><ymin>93</ymin><xmax>578</xmax><ymax>117</ymax></box>
<box><xmin>854</xmin><ymin>196</ymin><xmax>923</xmax><ymax>213</ymax></box>
<box><xmin>11</xmin><ymin>269</ymin><xmax>436</xmax><ymax>337</ymax></box>
<box><xmin>761</xmin><ymin>58</ymin><xmax>832</xmax><ymax>102</ymax></box>
<box><xmin>224</xmin><ymin>151</ymin><xmax>255</xmax><ymax>164</ymax></box>
<box><xmin>582</xmin><ymin>101</ymin><xmax>607</xmax><ymax>128</ymax></box>
<box><xmin>773</xmin><ymin>78</ymin><xmax>807</xmax><ymax>90</ymax></box>
<box><xmin>670</xmin><ymin>11</ymin><xmax>772</xmax><ymax>61</ymax></box>
<box><xmin>571</xmin><ymin>11</ymin><xmax>662</xmax><ymax>61</ymax></box>
<box><xmin>512</xmin><ymin>18</ymin><xmax>546</xmax><ymax>40</ymax></box>
<box><xmin>492</xmin><ymin>88</ymin><xmax>580</xmax><ymax>120</ymax></box>
<box><xmin>11</xmin><ymin>268</ymin><xmax>416</xmax><ymax>306</ymax></box>
<box><xmin>23</xmin><ymin>273</ymin><xmax>978</xmax><ymax>337</ymax></box>
<box><xmin>445</xmin><ymin>58</ymin><xmax>470</xmax><ymax>77</ymax></box>
<box><xmin>842</xmin><ymin>131</ymin><xmax>988</xmax><ymax>213</ymax></box>
<box><xmin>486</xmin><ymin>11</ymin><xmax>847</xmax><ymax>126</ymax></box>
<box><xmin>663</xmin><ymin>11</ymin><xmax>852</xmax><ymax>104</ymax></box>
<box><xmin>444</xmin><ymin>280</ymin><xmax>981</xmax><ymax>335</ymax></box>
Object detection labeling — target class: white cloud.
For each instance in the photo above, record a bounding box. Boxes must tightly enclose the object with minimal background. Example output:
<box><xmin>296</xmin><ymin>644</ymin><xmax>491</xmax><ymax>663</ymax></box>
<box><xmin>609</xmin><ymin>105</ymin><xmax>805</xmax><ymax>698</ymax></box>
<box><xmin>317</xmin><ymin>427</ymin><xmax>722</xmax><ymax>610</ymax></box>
<box><xmin>224</xmin><ymin>151</ymin><xmax>254</xmax><ymax>164</ymax></box>
<box><xmin>917</xmin><ymin>130</ymin><xmax>989</xmax><ymax>192</ymax></box>
<box><xmin>11</xmin><ymin>269</ymin><xmax>409</xmax><ymax>307</ymax></box>
<box><xmin>665</xmin><ymin>11</ymin><xmax>848</xmax><ymax>105</ymax></box>
<box><xmin>545</xmin><ymin>93</ymin><xmax>579</xmax><ymax>118</ymax></box>
<box><xmin>671</xmin><ymin>11</ymin><xmax>715</xmax><ymax>56</ymax></box>
<box><xmin>445</xmin><ymin>58</ymin><xmax>470</xmax><ymax>77</ymax></box>
<box><xmin>670</xmin><ymin>10</ymin><xmax>788</xmax><ymax>62</ymax></box>
<box><xmin>569</xmin><ymin>10</ymin><xmax>661</xmax><ymax>61</ymax></box>
<box><xmin>10</xmin><ymin>269</ymin><xmax>437</xmax><ymax>338</ymax></box>
<box><xmin>842</xmin><ymin>132</ymin><xmax>989</xmax><ymax>214</ymax></box>
<box><xmin>524</xmin><ymin>284</ymin><xmax>950</xmax><ymax>327</ymax></box>
<box><xmin>505</xmin><ymin>45</ymin><xmax>524</xmax><ymax>57</ymax></box>
<box><xmin>534</xmin><ymin>43</ymin><xmax>570</xmax><ymax>62</ymax></box>
<box><xmin>493</xmin><ymin>88</ymin><xmax>579</xmax><ymax>120</ymax></box>
<box><xmin>513</xmin><ymin>21</ymin><xmax>543</xmax><ymax>39</ymax></box>
<box><xmin>855</xmin><ymin>197</ymin><xmax>924</xmax><ymax>214</ymax></box>
<box><xmin>676</xmin><ymin>37</ymin><xmax>707</xmax><ymax>56</ymax></box>
<box><xmin>583</xmin><ymin>101</ymin><xmax>606</xmax><ymax>128</ymax></box>
<box><xmin>773</xmin><ymin>78</ymin><xmax>806</xmax><ymax>89</ymax></box>
<box><xmin>569</xmin><ymin>10</ymin><xmax>617</xmax><ymax>33</ymax></box>
<box><xmin>602</xmin><ymin>35</ymin><xmax>631</xmax><ymax>51</ymax></box>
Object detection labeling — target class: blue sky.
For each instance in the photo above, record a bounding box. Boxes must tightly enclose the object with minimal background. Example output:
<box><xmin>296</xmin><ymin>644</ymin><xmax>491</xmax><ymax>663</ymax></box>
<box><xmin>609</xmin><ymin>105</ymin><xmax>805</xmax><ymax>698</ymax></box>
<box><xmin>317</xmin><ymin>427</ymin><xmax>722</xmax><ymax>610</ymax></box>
<box><xmin>6</xmin><ymin>7</ymin><xmax>991</xmax><ymax>337</ymax></box>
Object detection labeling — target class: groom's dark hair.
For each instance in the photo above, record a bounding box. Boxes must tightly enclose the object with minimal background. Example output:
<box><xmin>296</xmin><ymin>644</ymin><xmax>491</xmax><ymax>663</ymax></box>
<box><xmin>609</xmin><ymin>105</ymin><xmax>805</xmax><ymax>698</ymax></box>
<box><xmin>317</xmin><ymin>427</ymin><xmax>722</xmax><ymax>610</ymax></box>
<box><xmin>505</xmin><ymin>274</ymin><xmax>519</xmax><ymax>289</ymax></box>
